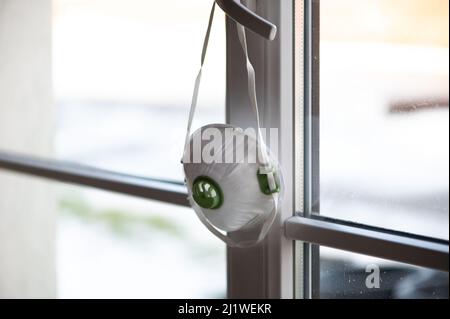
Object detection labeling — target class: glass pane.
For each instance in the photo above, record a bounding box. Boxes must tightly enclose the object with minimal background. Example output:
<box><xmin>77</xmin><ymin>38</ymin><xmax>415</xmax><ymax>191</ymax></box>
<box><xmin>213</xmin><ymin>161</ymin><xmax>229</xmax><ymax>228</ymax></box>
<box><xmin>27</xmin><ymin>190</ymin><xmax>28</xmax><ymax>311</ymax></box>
<box><xmin>58</xmin><ymin>186</ymin><xmax>226</xmax><ymax>298</ymax></box>
<box><xmin>0</xmin><ymin>171</ymin><xmax>226</xmax><ymax>298</ymax></box>
<box><xmin>1</xmin><ymin>0</ymin><xmax>225</xmax><ymax>181</ymax></box>
<box><xmin>320</xmin><ymin>246</ymin><xmax>448</xmax><ymax>299</ymax></box>
<box><xmin>319</xmin><ymin>0</ymin><xmax>449</xmax><ymax>239</ymax></box>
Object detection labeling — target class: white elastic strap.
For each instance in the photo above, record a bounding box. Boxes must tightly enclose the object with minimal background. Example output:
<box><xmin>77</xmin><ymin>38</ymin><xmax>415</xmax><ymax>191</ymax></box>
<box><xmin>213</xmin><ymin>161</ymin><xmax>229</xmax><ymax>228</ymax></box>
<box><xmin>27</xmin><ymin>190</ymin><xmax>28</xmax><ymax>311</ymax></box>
<box><xmin>185</xmin><ymin>2</ymin><xmax>279</xmax><ymax>247</ymax></box>
<box><xmin>255</xmin><ymin>202</ymin><xmax>278</xmax><ymax>244</ymax></box>
<box><xmin>193</xmin><ymin>205</ymin><xmax>237</xmax><ymax>247</ymax></box>
<box><xmin>185</xmin><ymin>1</ymin><xmax>271</xmax><ymax>167</ymax></box>
<box><xmin>235</xmin><ymin>23</ymin><xmax>271</xmax><ymax>166</ymax></box>
<box><xmin>236</xmin><ymin>23</ymin><xmax>278</xmax><ymax>196</ymax></box>
<box><xmin>184</xmin><ymin>1</ymin><xmax>216</xmax><ymax>151</ymax></box>
<box><xmin>235</xmin><ymin>20</ymin><xmax>279</xmax><ymax>246</ymax></box>
<box><xmin>194</xmin><ymin>202</ymin><xmax>278</xmax><ymax>248</ymax></box>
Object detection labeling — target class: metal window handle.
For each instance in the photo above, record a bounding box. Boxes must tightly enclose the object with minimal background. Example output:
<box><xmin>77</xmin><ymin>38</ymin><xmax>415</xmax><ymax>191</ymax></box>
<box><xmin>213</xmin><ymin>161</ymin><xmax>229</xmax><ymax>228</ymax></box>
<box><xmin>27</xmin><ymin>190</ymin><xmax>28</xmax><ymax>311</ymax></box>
<box><xmin>215</xmin><ymin>0</ymin><xmax>277</xmax><ymax>40</ymax></box>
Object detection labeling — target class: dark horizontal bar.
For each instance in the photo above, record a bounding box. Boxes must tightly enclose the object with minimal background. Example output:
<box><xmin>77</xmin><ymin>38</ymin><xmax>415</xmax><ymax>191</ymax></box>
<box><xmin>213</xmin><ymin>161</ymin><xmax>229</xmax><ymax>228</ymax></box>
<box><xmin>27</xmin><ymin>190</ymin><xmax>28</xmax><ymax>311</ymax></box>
<box><xmin>390</xmin><ymin>97</ymin><xmax>448</xmax><ymax>114</ymax></box>
<box><xmin>2</xmin><ymin>151</ymin><xmax>449</xmax><ymax>271</ymax></box>
<box><xmin>285</xmin><ymin>216</ymin><xmax>449</xmax><ymax>272</ymax></box>
<box><xmin>0</xmin><ymin>151</ymin><xmax>189</xmax><ymax>207</ymax></box>
<box><xmin>307</xmin><ymin>214</ymin><xmax>449</xmax><ymax>246</ymax></box>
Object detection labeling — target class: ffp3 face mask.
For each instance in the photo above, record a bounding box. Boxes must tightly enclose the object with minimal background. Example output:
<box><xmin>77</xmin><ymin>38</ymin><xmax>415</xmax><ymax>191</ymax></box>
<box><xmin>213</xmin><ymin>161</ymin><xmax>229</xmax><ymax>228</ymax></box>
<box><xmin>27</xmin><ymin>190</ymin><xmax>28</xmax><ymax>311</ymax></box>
<box><xmin>182</xmin><ymin>2</ymin><xmax>283</xmax><ymax>247</ymax></box>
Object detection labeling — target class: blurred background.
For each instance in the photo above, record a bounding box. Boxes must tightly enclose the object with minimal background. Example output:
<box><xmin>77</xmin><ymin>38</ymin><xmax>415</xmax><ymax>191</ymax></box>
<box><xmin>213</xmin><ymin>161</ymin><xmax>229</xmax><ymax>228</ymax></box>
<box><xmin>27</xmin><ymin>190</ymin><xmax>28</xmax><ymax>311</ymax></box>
<box><xmin>52</xmin><ymin>0</ymin><xmax>227</xmax><ymax>298</ymax></box>
<box><xmin>318</xmin><ymin>0</ymin><xmax>449</xmax><ymax>298</ymax></box>
<box><xmin>1</xmin><ymin>0</ymin><xmax>227</xmax><ymax>298</ymax></box>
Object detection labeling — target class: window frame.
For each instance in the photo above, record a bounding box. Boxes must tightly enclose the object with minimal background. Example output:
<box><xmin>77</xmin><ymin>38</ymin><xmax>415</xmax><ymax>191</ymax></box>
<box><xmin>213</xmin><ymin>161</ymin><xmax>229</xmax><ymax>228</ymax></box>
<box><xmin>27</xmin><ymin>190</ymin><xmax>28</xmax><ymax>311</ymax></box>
<box><xmin>0</xmin><ymin>0</ymin><xmax>448</xmax><ymax>300</ymax></box>
<box><xmin>225</xmin><ymin>0</ymin><xmax>295</xmax><ymax>299</ymax></box>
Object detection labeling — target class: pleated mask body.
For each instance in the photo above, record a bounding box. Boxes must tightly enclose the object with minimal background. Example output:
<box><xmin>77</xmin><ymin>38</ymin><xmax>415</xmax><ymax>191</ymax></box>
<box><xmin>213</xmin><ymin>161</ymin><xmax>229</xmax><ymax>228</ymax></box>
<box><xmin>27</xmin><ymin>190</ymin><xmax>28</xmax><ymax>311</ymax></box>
<box><xmin>183</xmin><ymin>124</ymin><xmax>281</xmax><ymax>234</ymax></box>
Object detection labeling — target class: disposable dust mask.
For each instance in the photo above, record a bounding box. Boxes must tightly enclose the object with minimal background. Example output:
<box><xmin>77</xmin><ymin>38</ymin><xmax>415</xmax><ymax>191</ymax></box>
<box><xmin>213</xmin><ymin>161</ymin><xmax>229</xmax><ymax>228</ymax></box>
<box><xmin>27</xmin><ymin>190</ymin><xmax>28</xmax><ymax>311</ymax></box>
<box><xmin>182</xmin><ymin>2</ymin><xmax>283</xmax><ymax>247</ymax></box>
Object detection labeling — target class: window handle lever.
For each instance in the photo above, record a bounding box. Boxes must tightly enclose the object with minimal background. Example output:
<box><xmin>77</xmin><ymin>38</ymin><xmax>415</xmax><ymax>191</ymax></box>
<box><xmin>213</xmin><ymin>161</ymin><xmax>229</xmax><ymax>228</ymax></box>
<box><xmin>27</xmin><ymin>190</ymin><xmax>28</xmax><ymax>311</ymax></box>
<box><xmin>215</xmin><ymin>0</ymin><xmax>277</xmax><ymax>40</ymax></box>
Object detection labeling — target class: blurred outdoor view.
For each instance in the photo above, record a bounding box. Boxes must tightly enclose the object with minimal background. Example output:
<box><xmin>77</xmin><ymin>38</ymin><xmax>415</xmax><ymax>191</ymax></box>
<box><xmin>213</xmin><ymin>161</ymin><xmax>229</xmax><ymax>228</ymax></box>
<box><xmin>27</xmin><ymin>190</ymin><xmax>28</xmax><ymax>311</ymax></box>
<box><xmin>318</xmin><ymin>0</ymin><xmax>449</xmax><ymax>298</ymax></box>
<box><xmin>52</xmin><ymin>0</ymin><xmax>226</xmax><ymax>298</ymax></box>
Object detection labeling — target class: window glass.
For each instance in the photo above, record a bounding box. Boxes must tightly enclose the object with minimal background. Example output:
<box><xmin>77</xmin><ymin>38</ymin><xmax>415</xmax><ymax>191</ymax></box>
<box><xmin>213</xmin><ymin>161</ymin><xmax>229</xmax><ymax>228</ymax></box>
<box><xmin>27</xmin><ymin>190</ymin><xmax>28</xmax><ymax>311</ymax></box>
<box><xmin>1</xmin><ymin>1</ymin><xmax>226</xmax><ymax>297</ymax></box>
<box><xmin>57</xmin><ymin>184</ymin><xmax>226</xmax><ymax>298</ymax></box>
<box><xmin>0</xmin><ymin>170</ymin><xmax>225</xmax><ymax>298</ymax></box>
<box><xmin>319</xmin><ymin>0</ymin><xmax>449</xmax><ymax>239</ymax></box>
<box><xmin>320</xmin><ymin>246</ymin><xmax>448</xmax><ymax>299</ymax></box>
<box><xmin>2</xmin><ymin>0</ymin><xmax>225</xmax><ymax>181</ymax></box>
<box><xmin>53</xmin><ymin>0</ymin><xmax>225</xmax><ymax>181</ymax></box>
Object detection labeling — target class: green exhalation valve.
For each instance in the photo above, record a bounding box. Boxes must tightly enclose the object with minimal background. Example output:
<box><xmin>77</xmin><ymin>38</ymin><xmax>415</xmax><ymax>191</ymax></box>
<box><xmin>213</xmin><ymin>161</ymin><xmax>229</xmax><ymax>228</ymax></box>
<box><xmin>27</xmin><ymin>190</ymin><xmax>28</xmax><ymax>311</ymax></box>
<box><xmin>192</xmin><ymin>176</ymin><xmax>223</xmax><ymax>209</ymax></box>
<box><xmin>257</xmin><ymin>166</ymin><xmax>280</xmax><ymax>195</ymax></box>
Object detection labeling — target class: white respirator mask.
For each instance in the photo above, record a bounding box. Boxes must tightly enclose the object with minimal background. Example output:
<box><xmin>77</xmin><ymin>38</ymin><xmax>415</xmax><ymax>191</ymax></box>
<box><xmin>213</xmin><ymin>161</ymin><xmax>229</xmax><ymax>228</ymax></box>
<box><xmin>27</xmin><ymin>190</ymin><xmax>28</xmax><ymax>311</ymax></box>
<box><xmin>182</xmin><ymin>2</ymin><xmax>283</xmax><ymax>247</ymax></box>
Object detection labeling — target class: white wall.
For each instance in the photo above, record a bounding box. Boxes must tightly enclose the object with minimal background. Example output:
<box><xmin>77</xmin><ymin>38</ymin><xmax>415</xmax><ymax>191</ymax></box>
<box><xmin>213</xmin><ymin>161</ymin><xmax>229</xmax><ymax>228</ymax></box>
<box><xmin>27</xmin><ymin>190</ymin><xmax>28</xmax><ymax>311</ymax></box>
<box><xmin>0</xmin><ymin>0</ymin><xmax>56</xmax><ymax>298</ymax></box>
